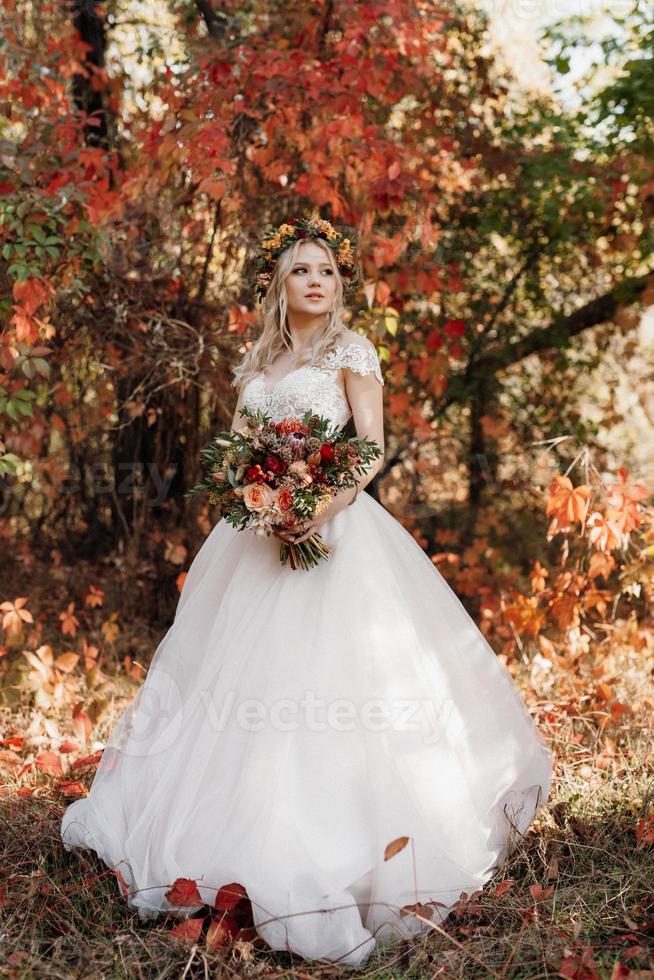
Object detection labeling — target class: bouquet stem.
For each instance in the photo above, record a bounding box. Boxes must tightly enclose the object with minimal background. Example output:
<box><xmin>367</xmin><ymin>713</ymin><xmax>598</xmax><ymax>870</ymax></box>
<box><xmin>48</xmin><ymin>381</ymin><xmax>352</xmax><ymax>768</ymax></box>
<box><xmin>279</xmin><ymin>531</ymin><xmax>333</xmax><ymax>570</ymax></box>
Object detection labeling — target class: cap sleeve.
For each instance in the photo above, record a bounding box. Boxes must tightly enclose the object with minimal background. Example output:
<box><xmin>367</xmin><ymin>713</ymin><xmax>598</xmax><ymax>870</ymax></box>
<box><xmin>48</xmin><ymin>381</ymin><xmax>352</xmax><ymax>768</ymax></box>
<box><xmin>322</xmin><ymin>341</ymin><xmax>384</xmax><ymax>386</ymax></box>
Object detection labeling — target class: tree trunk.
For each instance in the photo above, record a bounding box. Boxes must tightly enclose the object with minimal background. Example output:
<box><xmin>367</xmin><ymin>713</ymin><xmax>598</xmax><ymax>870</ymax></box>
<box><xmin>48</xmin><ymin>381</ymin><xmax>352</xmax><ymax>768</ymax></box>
<box><xmin>71</xmin><ymin>0</ymin><xmax>109</xmax><ymax>149</ymax></box>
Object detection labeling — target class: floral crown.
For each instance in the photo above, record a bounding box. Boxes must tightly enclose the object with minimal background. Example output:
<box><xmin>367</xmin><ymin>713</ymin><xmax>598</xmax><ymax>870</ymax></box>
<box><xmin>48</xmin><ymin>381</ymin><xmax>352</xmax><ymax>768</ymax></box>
<box><xmin>253</xmin><ymin>214</ymin><xmax>358</xmax><ymax>302</ymax></box>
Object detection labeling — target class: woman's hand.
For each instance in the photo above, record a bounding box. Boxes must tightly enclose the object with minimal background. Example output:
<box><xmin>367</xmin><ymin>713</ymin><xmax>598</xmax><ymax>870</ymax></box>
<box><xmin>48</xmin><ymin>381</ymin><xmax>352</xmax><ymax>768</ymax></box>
<box><xmin>283</xmin><ymin>487</ymin><xmax>356</xmax><ymax>545</ymax></box>
<box><xmin>272</xmin><ymin>518</ymin><xmax>312</xmax><ymax>544</ymax></box>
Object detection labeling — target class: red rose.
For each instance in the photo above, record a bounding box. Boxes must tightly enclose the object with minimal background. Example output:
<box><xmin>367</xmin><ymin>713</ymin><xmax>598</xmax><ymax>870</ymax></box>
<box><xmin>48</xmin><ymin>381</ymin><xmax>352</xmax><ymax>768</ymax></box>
<box><xmin>245</xmin><ymin>464</ymin><xmax>267</xmax><ymax>483</ymax></box>
<box><xmin>319</xmin><ymin>444</ymin><xmax>335</xmax><ymax>463</ymax></box>
<box><xmin>265</xmin><ymin>454</ymin><xmax>286</xmax><ymax>474</ymax></box>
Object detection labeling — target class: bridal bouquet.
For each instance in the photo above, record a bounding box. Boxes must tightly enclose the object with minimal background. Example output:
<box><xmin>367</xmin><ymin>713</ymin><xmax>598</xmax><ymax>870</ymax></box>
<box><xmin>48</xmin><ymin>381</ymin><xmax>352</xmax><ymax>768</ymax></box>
<box><xmin>185</xmin><ymin>406</ymin><xmax>383</xmax><ymax>570</ymax></box>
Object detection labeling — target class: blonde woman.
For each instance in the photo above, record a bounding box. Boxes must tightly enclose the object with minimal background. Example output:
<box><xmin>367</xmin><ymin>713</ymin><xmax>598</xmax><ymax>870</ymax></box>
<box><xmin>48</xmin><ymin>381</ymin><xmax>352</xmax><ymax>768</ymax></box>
<box><xmin>61</xmin><ymin>215</ymin><xmax>554</xmax><ymax>969</ymax></box>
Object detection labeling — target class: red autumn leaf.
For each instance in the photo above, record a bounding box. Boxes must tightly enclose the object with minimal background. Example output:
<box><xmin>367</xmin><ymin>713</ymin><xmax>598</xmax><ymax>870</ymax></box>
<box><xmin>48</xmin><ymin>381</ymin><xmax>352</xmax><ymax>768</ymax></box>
<box><xmin>1</xmin><ymin>735</ymin><xmax>24</xmax><ymax>749</ymax></box>
<box><xmin>59</xmin><ymin>739</ymin><xmax>81</xmax><ymax>754</ymax></box>
<box><xmin>399</xmin><ymin>901</ymin><xmax>435</xmax><ymax>919</ymax></box>
<box><xmin>56</xmin><ymin>779</ymin><xmax>88</xmax><ymax>798</ymax></box>
<box><xmin>165</xmin><ymin>877</ymin><xmax>204</xmax><ymax>907</ymax></box>
<box><xmin>444</xmin><ymin>318</ymin><xmax>465</xmax><ymax>338</ymax></box>
<box><xmin>70</xmin><ymin>750</ymin><xmax>103</xmax><ymax>771</ymax></box>
<box><xmin>529</xmin><ymin>883</ymin><xmax>555</xmax><ymax>902</ymax></box>
<box><xmin>636</xmin><ymin>812</ymin><xmax>654</xmax><ymax>847</ymax></box>
<box><xmin>206</xmin><ymin>913</ymin><xmax>240</xmax><ymax>950</ymax></box>
<box><xmin>425</xmin><ymin>329</ymin><xmax>442</xmax><ymax>352</ymax></box>
<box><xmin>114</xmin><ymin>869</ymin><xmax>130</xmax><ymax>899</ymax></box>
<box><xmin>214</xmin><ymin>882</ymin><xmax>248</xmax><ymax>912</ymax></box>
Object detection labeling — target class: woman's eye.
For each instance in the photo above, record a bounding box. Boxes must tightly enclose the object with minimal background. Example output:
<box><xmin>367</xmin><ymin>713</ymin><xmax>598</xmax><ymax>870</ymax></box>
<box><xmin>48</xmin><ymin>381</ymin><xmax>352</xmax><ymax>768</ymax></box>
<box><xmin>293</xmin><ymin>267</ymin><xmax>333</xmax><ymax>274</ymax></box>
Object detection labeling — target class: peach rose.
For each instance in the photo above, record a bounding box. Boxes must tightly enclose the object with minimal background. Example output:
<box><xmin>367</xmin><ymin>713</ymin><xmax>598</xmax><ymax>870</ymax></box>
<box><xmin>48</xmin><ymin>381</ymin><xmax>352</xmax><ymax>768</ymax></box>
<box><xmin>273</xmin><ymin>487</ymin><xmax>295</xmax><ymax>514</ymax></box>
<box><xmin>243</xmin><ymin>482</ymin><xmax>274</xmax><ymax>511</ymax></box>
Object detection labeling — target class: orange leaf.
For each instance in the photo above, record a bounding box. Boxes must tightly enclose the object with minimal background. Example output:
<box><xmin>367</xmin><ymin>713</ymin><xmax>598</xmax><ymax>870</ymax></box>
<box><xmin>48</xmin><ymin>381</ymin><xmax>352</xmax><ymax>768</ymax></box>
<box><xmin>529</xmin><ymin>884</ymin><xmax>554</xmax><ymax>902</ymax></box>
<box><xmin>596</xmin><ymin>682</ymin><xmax>613</xmax><ymax>702</ymax></box>
<box><xmin>72</xmin><ymin>706</ymin><xmax>92</xmax><ymax>745</ymax></box>
<box><xmin>59</xmin><ymin>603</ymin><xmax>80</xmax><ymax>637</ymax></box>
<box><xmin>84</xmin><ymin>585</ymin><xmax>105</xmax><ymax>609</ymax></box>
<box><xmin>12</xmin><ymin>277</ymin><xmax>51</xmax><ymax>315</ymax></box>
<box><xmin>55</xmin><ymin>652</ymin><xmax>80</xmax><ymax>673</ymax></box>
<box><xmin>384</xmin><ymin>835</ymin><xmax>410</xmax><ymax>860</ymax></box>
<box><xmin>34</xmin><ymin>751</ymin><xmax>63</xmax><ymax>777</ymax></box>
<box><xmin>546</xmin><ymin>474</ymin><xmax>592</xmax><ymax>531</ymax></box>
<box><xmin>169</xmin><ymin>917</ymin><xmax>203</xmax><ymax>943</ymax></box>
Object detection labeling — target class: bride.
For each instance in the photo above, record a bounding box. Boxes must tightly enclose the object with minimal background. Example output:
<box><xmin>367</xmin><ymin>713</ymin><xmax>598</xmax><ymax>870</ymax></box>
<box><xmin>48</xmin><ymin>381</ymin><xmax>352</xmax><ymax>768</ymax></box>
<box><xmin>61</xmin><ymin>214</ymin><xmax>554</xmax><ymax>968</ymax></box>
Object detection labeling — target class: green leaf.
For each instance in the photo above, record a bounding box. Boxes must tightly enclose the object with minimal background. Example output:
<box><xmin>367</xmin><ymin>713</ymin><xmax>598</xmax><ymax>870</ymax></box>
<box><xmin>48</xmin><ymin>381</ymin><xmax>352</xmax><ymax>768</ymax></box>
<box><xmin>33</xmin><ymin>358</ymin><xmax>50</xmax><ymax>377</ymax></box>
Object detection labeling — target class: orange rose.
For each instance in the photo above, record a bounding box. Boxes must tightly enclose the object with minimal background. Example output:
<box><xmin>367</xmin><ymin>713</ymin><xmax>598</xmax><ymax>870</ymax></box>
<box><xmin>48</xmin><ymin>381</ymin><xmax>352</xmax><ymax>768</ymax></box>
<box><xmin>243</xmin><ymin>483</ymin><xmax>274</xmax><ymax>511</ymax></box>
<box><xmin>273</xmin><ymin>487</ymin><xmax>294</xmax><ymax>513</ymax></box>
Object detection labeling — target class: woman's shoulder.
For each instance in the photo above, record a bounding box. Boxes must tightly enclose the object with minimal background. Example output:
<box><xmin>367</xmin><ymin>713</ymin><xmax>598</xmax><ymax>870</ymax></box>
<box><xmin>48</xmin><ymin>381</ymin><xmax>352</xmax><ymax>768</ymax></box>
<box><xmin>321</xmin><ymin>332</ymin><xmax>384</xmax><ymax>384</ymax></box>
<box><xmin>323</xmin><ymin>330</ymin><xmax>377</xmax><ymax>360</ymax></box>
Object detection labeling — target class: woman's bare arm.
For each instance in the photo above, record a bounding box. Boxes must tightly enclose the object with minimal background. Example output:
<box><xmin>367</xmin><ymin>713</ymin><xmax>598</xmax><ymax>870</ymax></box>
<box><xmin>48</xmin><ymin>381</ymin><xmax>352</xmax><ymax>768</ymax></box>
<box><xmin>288</xmin><ymin>353</ymin><xmax>385</xmax><ymax>544</ymax></box>
<box><xmin>342</xmin><ymin>357</ymin><xmax>385</xmax><ymax>497</ymax></box>
<box><xmin>229</xmin><ymin>384</ymin><xmax>249</xmax><ymax>433</ymax></box>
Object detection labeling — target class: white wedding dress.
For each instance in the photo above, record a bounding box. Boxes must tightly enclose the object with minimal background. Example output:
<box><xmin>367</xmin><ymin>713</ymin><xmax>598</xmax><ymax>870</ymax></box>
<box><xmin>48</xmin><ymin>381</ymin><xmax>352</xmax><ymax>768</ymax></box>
<box><xmin>61</xmin><ymin>340</ymin><xmax>554</xmax><ymax>968</ymax></box>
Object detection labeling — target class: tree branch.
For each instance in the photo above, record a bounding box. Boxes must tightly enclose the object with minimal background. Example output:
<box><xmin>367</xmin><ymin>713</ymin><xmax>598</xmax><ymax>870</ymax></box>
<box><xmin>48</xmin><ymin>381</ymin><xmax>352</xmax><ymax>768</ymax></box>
<box><xmin>195</xmin><ymin>0</ymin><xmax>229</xmax><ymax>40</ymax></box>
<box><xmin>441</xmin><ymin>272</ymin><xmax>652</xmax><ymax>410</ymax></box>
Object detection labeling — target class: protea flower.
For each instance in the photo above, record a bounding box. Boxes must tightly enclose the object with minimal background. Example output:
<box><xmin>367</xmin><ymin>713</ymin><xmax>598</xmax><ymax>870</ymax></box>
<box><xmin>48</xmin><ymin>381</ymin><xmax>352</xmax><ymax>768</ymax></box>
<box><xmin>285</xmin><ymin>431</ymin><xmax>307</xmax><ymax>460</ymax></box>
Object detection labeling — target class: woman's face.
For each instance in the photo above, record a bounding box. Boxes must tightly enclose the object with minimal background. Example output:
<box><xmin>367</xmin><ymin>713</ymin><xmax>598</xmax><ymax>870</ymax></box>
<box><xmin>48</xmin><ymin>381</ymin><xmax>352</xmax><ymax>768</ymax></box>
<box><xmin>283</xmin><ymin>240</ymin><xmax>339</xmax><ymax>316</ymax></box>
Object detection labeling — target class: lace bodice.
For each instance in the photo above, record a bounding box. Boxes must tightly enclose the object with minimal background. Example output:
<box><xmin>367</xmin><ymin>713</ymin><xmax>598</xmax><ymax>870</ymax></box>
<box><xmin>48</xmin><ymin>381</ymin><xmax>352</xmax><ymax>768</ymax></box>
<box><xmin>241</xmin><ymin>341</ymin><xmax>384</xmax><ymax>430</ymax></box>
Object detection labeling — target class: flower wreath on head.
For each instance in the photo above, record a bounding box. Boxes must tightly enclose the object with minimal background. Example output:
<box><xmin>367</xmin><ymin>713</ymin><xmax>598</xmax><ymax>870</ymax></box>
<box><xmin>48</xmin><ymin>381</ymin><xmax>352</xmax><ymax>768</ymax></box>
<box><xmin>253</xmin><ymin>214</ymin><xmax>359</xmax><ymax>302</ymax></box>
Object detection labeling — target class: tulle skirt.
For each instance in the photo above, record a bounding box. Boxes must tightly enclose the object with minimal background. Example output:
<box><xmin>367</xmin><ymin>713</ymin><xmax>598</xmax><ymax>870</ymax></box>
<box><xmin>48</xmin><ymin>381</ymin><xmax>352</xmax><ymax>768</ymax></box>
<box><xmin>61</xmin><ymin>490</ymin><xmax>553</xmax><ymax>967</ymax></box>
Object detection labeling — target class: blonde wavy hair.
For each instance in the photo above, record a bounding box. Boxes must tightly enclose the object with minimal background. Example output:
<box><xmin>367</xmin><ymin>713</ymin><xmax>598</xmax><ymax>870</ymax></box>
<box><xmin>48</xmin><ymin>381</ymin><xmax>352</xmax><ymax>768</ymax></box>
<box><xmin>230</xmin><ymin>237</ymin><xmax>354</xmax><ymax>392</ymax></box>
